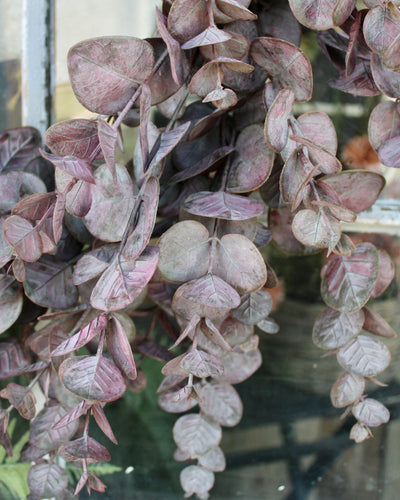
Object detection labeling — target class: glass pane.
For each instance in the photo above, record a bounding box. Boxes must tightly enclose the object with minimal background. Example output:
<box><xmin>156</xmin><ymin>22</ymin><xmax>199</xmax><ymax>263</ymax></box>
<box><xmin>0</xmin><ymin>0</ymin><xmax>23</xmax><ymax>129</ymax></box>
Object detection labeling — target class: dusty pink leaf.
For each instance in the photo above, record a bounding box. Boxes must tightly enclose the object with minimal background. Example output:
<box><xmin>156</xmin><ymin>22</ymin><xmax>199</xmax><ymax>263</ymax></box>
<box><xmin>200</xmin><ymin>317</ymin><xmax>233</xmax><ymax>352</ymax></box>
<box><xmin>180</xmin><ymin>349</ymin><xmax>224</xmax><ymax>378</ymax></box>
<box><xmin>183</xmin><ymin>191</ymin><xmax>264</xmax><ymax>220</ymax></box>
<box><xmin>3</xmin><ymin>215</ymin><xmax>42</xmax><ymax>262</ymax></box>
<box><xmin>182</xmin><ymin>26</ymin><xmax>232</xmax><ymax>50</ymax></box>
<box><xmin>161</xmin><ymin>353</ymin><xmax>190</xmax><ymax>377</ymax></box>
<box><xmin>251</xmin><ymin>37</ymin><xmax>313</xmax><ymax>102</ymax></box>
<box><xmin>189</xmin><ymin>61</ymin><xmax>225</xmax><ymax>99</ymax></box>
<box><xmin>52</xmin><ymin>192</ymin><xmax>65</xmax><ymax>244</ymax></box>
<box><xmin>216</xmin><ymin>0</ymin><xmax>257</xmax><ymax>20</ymax></box>
<box><xmin>214</xmin><ymin>56</ymin><xmax>254</xmax><ymax>73</ymax></box>
<box><xmin>39</xmin><ymin>148</ymin><xmax>95</xmax><ymax>184</ymax></box>
<box><xmin>158</xmin><ymin>388</ymin><xmax>198</xmax><ymax>413</ymax></box>
<box><xmin>363</xmin><ymin>4</ymin><xmax>400</xmax><ymax>56</ymax></box>
<box><xmin>213</xmin><ymin>234</ymin><xmax>267</xmax><ymax>294</ymax></box>
<box><xmin>84</xmin><ymin>163</ymin><xmax>135</xmax><ymax>242</ymax></box>
<box><xmin>210</xmin><ymin>87</ymin><xmax>238</xmax><ymax>110</ymax></box>
<box><xmin>90</xmin><ymin>246</ymin><xmax>159</xmax><ymax>311</ymax></box>
<box><xmin>329</xmin><ymin>61</ymin><xmax>380</xmax><ymax>97</ymax></box>
<box><xmin>92</xmin><ymin>403</ymin><xmax>118</xmax><ymax>444</ymax></box>
<box><xmin>180</xmin><ymin>465</ymin><xmax>215</xmax><ymax>498</ymax></box>
<box><xmin>28</xmin><ymin>463</ymin><xmax>68</xmax><ymax>498</ymax></box>
<box><xmin>217</xmin><ymin>349</ymin><xmax>262</xmax><ymax>384</ymax></box>
<box><xmin>52</xmin><ymin>314</ymin><xmax>107</xmax><ymax>356</ymax></box>
<box><xmin>167</xmin><ymin>0</ymin><xmax>208</xmax><ymax>42</ymax></box>
<box><xmin>0</xmin><ymin>338</ymin><xmax>30</xmax><ymax>379</ymax></box>
<box><xmin>59</xmin><ymin>435</ymin><xmax>111</xmax><ymax>463</ymax></box>
<box><xmin>45</xmin><ymin>119</ymin><xmax>102</xmax><ymax>160</ymax></box>
<box><xmin>371</xmin><ymin>53</ymin><xmax>400</xmax><ymax>98</ymax></box>
<box><xmin>0</xmin><ymin>126</ymin><xmax>42</xmax><ymax>172</ymax></box>
<box><xmin>269</xmin><ymin>207</ymin><xmax>315</xmax><ymax>255</ymax></box>
<box><xmin>199</xmin><ymin>381</ymin><xmax>242</xmax><ymax>426</ymax></box>
<box><xmin>147</xmin><ymin>122</ymin><xmax>191</xmax><ymax>173</ymax></box>
<box><xmin>257</xmin><ymin>317</ymin><xmax>280</xmax><ymax>334</ymax></box>
<box><xmin>30</xmin><ymin>405</ymin><xmax>79</xmax><ymax>451</ymax></box>
<box><xmin>337</xmin><ymin>334</ymin><xmax>391</xmax><ymax>376</ymax></box>
<box><xmin>68</xmin><ymin>36</ymin><xmax>154</xmax><ymax>114</ymax></box>
<box><xmin>198</xmin><ymin>446</ymin><xmax>226</xmax><ymax>472</ymax></box>
<box><xmin>371</xmin><ymin>249</ymin><xmax>395</xmax><ymax>298</ymax></box>
<box><xmin>265</xmin><ymin>88</ymin><xmax>295</xmax><ymax>152</ymax></box>
<box><xmin>368</xmin><ymin>100</ymin><xmax>400</xmax><ymax>152</ymax></box>
<box><xmin>73</xmin><ymin>245</ymin><xmax>117</xmax><ymax>285</ymax></box>
<box><xmin>139</xmin><ymin>84</ymin><xmax>152</xmax><ymax>171</ymax></box>
<box><xmin>213</xmin><ymin>0</ymin><xmax>251</xmax><ymax>23</ymax></box>
<box><xmin>352</xmin><ymin>398</ymin><xmax>390</xmax><ymax>427</ymax></box>
<box><xmin>362</xmin><ymin>306</ymin><xmax>397</xmax><ymax>338</ymax></box>
<box><xmin>52</xmin><ymin>400</ymin><xmax>89</xmax><ymax>430</ymax></box>
<box><xmin>321</xmin><ymin>243</ymin><xmax>378</xmax><ymax>313</ymax></box>
<box><xmin>377</xmin><ymin>136</ymin><xmax>400</xmax><ymax>168</ymax></box>
<box><xmin>24</xmin><ymin>256</ymin><xmax>78</xmax><ymax>309</ymax></box>
<box><xmin>136</xmin><ymin>336</ymin><xmax>174</xmax><ymax>362</ymax></box>
<box><xmin>289</xmin><ymin>135</ymin><xmax>341</xmax><ymax>174</ymax></box>
<box><xmin>60</xmin><ymin>355</ymin><xmax>126</xmax><ymax>402</ymax></box>
<box><xmin>0</xmin><ymin>383</ymin><xmax>36</xmax><ymax>420</ymax></box>
<box><xmin>156</xmin><ymin>8</ymin><xmax>185</xmax><ymax>85</ymax></box>
<box><xmin>55</xmin><ymin>169</ymin><xmax>92</xmax><ymax>218</ymax></box>
<box><xmin>122</xmin><ymin>176</ymin><xmax>159</xmax><ymax>261</ymax></box>
<box><xmin>201</xmin><ymin>30</ymin><xmax>249</xmax><ymax>60</ymax></box>
<box><xmin>173</xmin><ymin>413</ymin><xmax>222</xmax><ymax>456</ymax></box>
<box><xmin>12</xmin><ymin>192</ymin><xmax>56</xmax><ymax>221</ymax></box>
<box><xmin>227</xmin><ymin>124</ymin><xmax>274</xmax><ymax>193</ymax></box>
<box><xmin>330</xmin><ymin>372</ymin><xmax>365</xmax><ymax>408</ymax></box>
<box><xmin>318</xmin><ymin>171</ymin><xmax>385</xmax><ymax>213</ymax></box>
<box><xmin>280</xmin><ymin>149</ymin><xmax>317</xmax><ymax>207</ymax></box>
<box><xmin>170</xmin><ymin>314</ymin><xmax>201</xmax><ymax>350</ymax></box>
<box><xmin>350</xmin><ymin>422</ymin><xmax>371</xmax><ymax>443</ymax></box>
<box><xmin>232</xmin><ymin>289</ymin><xmax>273</xmax><ymax>325</ymax></box>
<box><xmin>98</xmin><ymin>117</ymin><xmax>118</xmax><ymax>180</ymax></box>
<box><xmin>313</xmin><ymin>308</ymin><xmax>364</xmax><ymax>349</ymax></box>
<box><xmin>158</xmin><ymin>220</ymin><xmax>210</xmax><ymax>283</ymax></box>
<box><xmin>11</xmin><ymin>257</ymin><xmax>25</xmax><ymax>282</ymax></box>
<box><xmin>292</xmin><ymin>208</ymin><xmax>341</xmax><ymax>250</ymax></box>
<box><xmin>289</xmin><ymin>0</ymin><xmax>355</xmax><ymax>30</ymax></box>
<box><xmin>382</xmin><ymin>35</ymin><xmax>400</xmax><ymax>70</ymax></box>
<box><xmin>106</xmin><ymin>315</ymin><xmax>137</xmax><ymax>380</ymax></box>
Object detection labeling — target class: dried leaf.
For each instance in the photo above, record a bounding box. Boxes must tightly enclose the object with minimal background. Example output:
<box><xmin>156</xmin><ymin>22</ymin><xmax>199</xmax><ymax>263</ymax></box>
<box><xmin>330</xmin><ymin>372</ymin><xmax>365</xmax><ymax>408</ymax></box>
<box><xmin>313</xmin><ymin>308</ymin><xmax>364</xmax><ymax>349</ymax></box>
<box><xmin>337</xmin><ymin>334</ymin><xmax>391</xmax><ymax>376</ymax></box>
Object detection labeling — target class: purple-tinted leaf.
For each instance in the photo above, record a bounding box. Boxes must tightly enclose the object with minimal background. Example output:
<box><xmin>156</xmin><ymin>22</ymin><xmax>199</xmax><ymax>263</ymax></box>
<box><xmin>52</xmin><ymin>314</ymin><xmax>107</xmax><ymax>356</ymax></box>
<box><xmin>0</xmin><ymin>288</ymin><xmax>23</xmax><ymax>335</ymax></box>
<box><xmin>136</xmin><ymin>336</ymin><xmax>174</xmax><ymax>362</ymax></box>
<box><xmin>55</xmin><ymin>169</ymin><xmax>92</xmax><ymax>218</ymax></box>
<box><xmin>198</xmin><ymin>446</ymin><xmax>226</xmax><ymax>472</ymax></box>
<box><xmin>59</xmin><ymin>435</ymin><xmax>111</xmax><ymax>463</ymax></box>
<box><xmin>368</xmin><ymin>101</ymin><xmax>400</xmax><ymax>152</ymax></box>
<box><xmin>318</xmin><ymin>171</ymin><xmax>385</xmax><ymax>213</ymax></box>
<box><xmin>337</xmin><ymin>334</ymin><xmax>391</xmax><ymax>376</ymax></box>
<box><xmin>269</xmin><ymin>207</ymin><xmax>316</xmax><ymax>255</ymax></box>
<box><xmin>363</xmin><ymin>4</ymin><xmax>400</xmax><ymax>56</ymax></box>
<box><xmin>53</xmin><ymin>192</ymin><xmax>66</xmax><ymax>244</ymax></box>
<box><xmin>45</xmin><ymin>119</ymin><xmax>102</xmax><ymax>160</ymax></box>
<box><xmin>92</xmin><ymin>403</ymin><xmax>118</xmax><ymax>444</ymax></box>
<box><xmin>168</xmin><ymin>0</ymin><xmax>208</xmax><ymax>42</ymax></box>
<box><xmin>350</xmin><ymin>422</ymin><xmax>370</xmax><ymax>443</ymax></box>
<box><xmin>106</xmin><ymin>315</ymin><xmax>137</xmax><ymax>380</ymax></box>
<box><xmin>0</xmin><ymin>338</ymin><xmax>30</xmax><ymax>380</ymax></box>
<box><xmin>382</xmin><ymin>35</ymin><xmax>400</xmax><ymax>70</ymax></box>
<box><xmin>363</xmin><ymin>306</ymin><xmax>397</xmax><ymax>338</ymax></box>
<box><xmin>3</xmin><ymin>215</ymin><xmax>42</xmax><ymax>262</ymax></box>
<box><xmin>182</xmin><ymin>26</ymin><xmax>232</xmax><ymax>50</ymax></box>
<box><xmin>169</xmin><ymin>314</ymin><xmax>201</xmax><ymax>350</ymax></box>
<box><xmin>313</xmin><ymin>308</ymin><xmax>364</xmax><ymax>349</ymax></box>
<box><xmin>208</xmin><ymin>87</ymin><xmax>238</xmax><ymax>110</ymax></box>
<box><xmin>147</xmin><ymin>122</ymin><xmax>191</xmax><ymax>173</ymax></box>
<box><xmin>214</xmin><ymin>56</ymin><xmax>254</xmax><ymax>73</ymax></box>
<box><xmin>173</xmin><ymin>413</ymin><xmax>222</xmax><ymax>456</ymax></box>
<box><xmin>199</xmin><ymin>381</ymin><xmax>242</xmax><ymax>426</ymax></box>
<box><xmin>0</xmin><ymin>127</ymin><xmax>41</xmax><ymax>172</ymax></box>
<box><xmin>0</xmin><ymin>383</ymin><xmax>36</xmax><ymax>419</ymax></box>
<box><xmin>73</xmin><ymin>245</ymin><xmax>117</xmax><ymax>285</ymax></box>
<box><xmin>296</xmin><ymin>112</ymin><xmax>337</xmax><ymax>155</ymax></box>
<box><xmin>200</xmin><ymin>317</ymin><xmax>233</xmax><ymax>352</ymax></box>
<box><xmin>12</xmin><ymin>192</ymin><xmax>56</xmax><ymax>221</ymax></box>
<box><xmin>292</xmin><ymin>208</ymin><xmax>341</xmax><ymax>250</ymax></box>
<box><xmin>172</xmin><ymin>274</ymin><xmax>241</xmax><ymax>325</ymax></box>
<box><xmin>162</xmin><ymin>353</ymin><xmax>190</xmax><ymax>377</ymax></box>
<box><xmin>11</xmin><ymin>257</ymin><xmax>25</xmax><ymax>282</ymax></box>
<box><xmin>90</xmin><ymin>246</ymin><xmax>159</xmax><ymax>311</ymax></box>
<box><xmin>158</xmin><ymin>220</ymin><xmax>210</xmax><ymax>283</ymax></box>
<box><xmin>213</xmin><ymin>0</ymin><xmax>251</xmax><ymax>23</ymax></box>
<box><xmin>24</xmin><ymin>256</ymin><xmax>78</xmax><ymax>309</ymax></box>
<box><xmin>158</xmin><ymin>386</ymin><xmax>198</xmax><ymax>413</ymax></box>
<box><xmin>189</xmin><ymin>61</ymin><xmax>225</xmax><ymax>99</ymax></box>
<box><xmin>377</xmin><ymin>136</ymin><xmax>400</xmax><ymax>168</ymax></box>
<box><xmin>39</xmin><ymin>148</ymin><xmax>95</xmax><ymax>184</ymax></box>
<box><xmin>28</xmin><ymin>463</ymin><xmax>68</xmax><ymax>498</ymax></box>
<box><xmin>60</xmin><ymin>355</ymin><xmax>126</xmax><ymax>402</ymax></box>
<box><xmin>139</xmin><ymin>84</ymin><xmax>152</xmax><ymax>171</ymax></box>
<box><xmin>280</xmin><ymin>149</ymin><xmax>317</xmax><ymax>207</ymax></box>
<box><xmin>52</xmin><ymin>400</ymin><xmax>89</xmax><ymax>430</ymax></box>
<box><xmin>289</xmin><ymin>135</ymin><xmax>341</xmax><ymax>174</ymax></box>
<box><xmin>227</xmin><ymin>124</ymin><xmax>274</xmax><ymax>193</ymax></box>
<box><xmin>184</xmin><ymin>191</ymin><xmax>264</xmax><ymax>220</ymax></box>
<box><xmin>84</xmin><ymin>163</ymin><xmax>135</xmax><ymax>242</ymax></box>
<box><xmin>371</xmin><ymin>53</ymin><xmax>400</xmax><ymax>98</ymax></box>
<box><xmin>98</xmin><ymin>118</ymin><xmax>118</xmax><ymax>180</ymax></box>
<box><xmin>217</xmin><ymin>348</ymin><xmax>262</xmax><ymax>384</ymax></box>
<box><xmin>289</xmin><ymin>0</ymin><xmax>355</xmax><ymax>30</ymax></box>
<box><xmin>213</xmin><ymin>234</ymin><xmax>267</xmax><ymax>294</ymax></box>
<box><xmin>201</xmin><ymin>30</ymin><xmax>249</xmax><ymax>60</ymax></box>
<box><xmin>30</xmin><ymin>405</ymin><xmax>79</xmax><ymax>451</ymax></box>
<box><xmin>122</xmin><ymin>177</ymin><xmax>159</xmax><ymax>261</ymax></box>
<box><xmin>232</xmin><ymin>289</ymin><xmax>272</xmax><ymax>325</ymax></box>
<box><xmin>333</xmin><ymin>233</ymin><xmax>356</xmax><ymax>257</ymax></box>
<box><xmin>329</xmin><ymin>60</ymin><xmax>380</xmax><ymax>97</ymax></box>
<box><xmin>321</xmin><ymin>243</ymin><xmax>378</xmax><ymax>313</ymax></box>
<box><xmin>216</xmin><ymin>0</ymin><xmax>257</xmax><ymax>21</ymax></box>
<box><xmin>251</xmin><ymin>37</ymin><xmax>312</xmax><ymax>102</ymax></box>
<box><xmin>68</xmin><ymin>36</ymin><xmax>154</xmax><ymax>114</ymax></box>
<box><xmin>371</xmin><ymin>249</ymin><xmax>395</xmax><ymax>298</ymax></box>
<box><xmin>0</xmin><ymin>216</ymin><xmax>13</xmax><ymax>267</ymax></box>
<box><xmin>257</xmin><ymin>317</ymin><xmax>280</xmax><ymax>334</ymax></box>
<box><xmin>330</xmin><ymin>372</ymin><xmax>365</xmax><ymax>408</ymax></box>
<box><xmin>352</xmin><ymin>398</ymin><xmax>390</xmax><ymax>427</ymax></box>
<box><xmin>265</xmin><ymin>88</ymin><xmax>294</xmax><ymax>152</ymax></box>
<box><xmin>180</xmin><ymin>349</ymin><xmax>224</xmax><ymax>378</ymax></box>
<box><xmin>180</xmin><ymin>465</ymin><xmax>215</xmax><ymax>498</ymax></box>
<box><xmin>258</xmin><ymin>2</ymin><xmax>301</xmax><ymax>46</ymax></box>
<box><xmin>156</xmin><ymin>8</ymin><xmax>185</xmax><ymax>86</ymax></box>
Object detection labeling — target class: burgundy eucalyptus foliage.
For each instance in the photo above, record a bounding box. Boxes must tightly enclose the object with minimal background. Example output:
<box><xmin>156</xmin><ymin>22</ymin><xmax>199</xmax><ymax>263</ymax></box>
<box><xmin>0</xmin><ymin>0</ymin><xmax>398</xmax><ymax>498</ymax></box>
